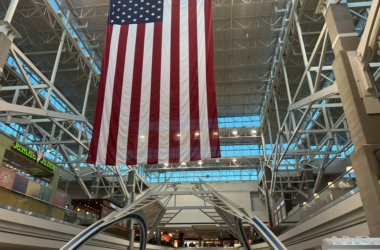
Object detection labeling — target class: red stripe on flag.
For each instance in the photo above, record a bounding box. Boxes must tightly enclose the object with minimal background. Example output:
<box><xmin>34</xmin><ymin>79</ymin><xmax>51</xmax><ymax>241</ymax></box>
<box><xmin>105</xmin><ymin>25</ymin><xmax>129</xmax><ymax>165</ymax></box>
<box><xmin>87</xmin><ymin>25</ymin><xmax>114</xmax><ymax>164</ymax></box>
<box><xmin>169</xmin><ymin>0</ymin><xmax>180</xmax><ymax>163</ymax></box>
<box><xmin>127</xmin><ymin>24</ymin><xmax>146</xmax><ymax>165</ymax></box>
<box><xmin>204</xmin><ymin>0</ymin><xmax>221</xmax><ymax>158</ymax></box>
<box><xmin>188</xmin><ymin>0</ymin><xmax>201</xmax><ymax>161</ymax></box>
<box><xmin>147</xmin><ymin>22</ymin><xmax>163</xmax><ymax>164</ymax></box>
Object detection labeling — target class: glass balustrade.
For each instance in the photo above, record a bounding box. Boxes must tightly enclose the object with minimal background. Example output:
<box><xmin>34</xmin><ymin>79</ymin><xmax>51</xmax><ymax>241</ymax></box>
<box><xmin>283</xmin><ymin>168</ymin><xmax>358</xmax><ymax>227</ymax></box>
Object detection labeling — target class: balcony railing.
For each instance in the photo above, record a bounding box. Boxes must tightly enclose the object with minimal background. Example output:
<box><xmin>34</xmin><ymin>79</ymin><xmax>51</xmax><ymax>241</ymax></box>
<box><xmin>280</xmin><ymin>168</ymin><xmax>358</xmax><ymax>230</ymax></box>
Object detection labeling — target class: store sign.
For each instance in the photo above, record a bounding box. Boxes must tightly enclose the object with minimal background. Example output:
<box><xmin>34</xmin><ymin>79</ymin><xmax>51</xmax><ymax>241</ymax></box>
<box><xmin>13</xmin><ymin>142</ymin><xmax>55</xmax><ymax>171</ymax></box>
<box><xmin>324</xmin><ymin>236</ymin><xmax>380</xmax><ymax>245</ymax></box>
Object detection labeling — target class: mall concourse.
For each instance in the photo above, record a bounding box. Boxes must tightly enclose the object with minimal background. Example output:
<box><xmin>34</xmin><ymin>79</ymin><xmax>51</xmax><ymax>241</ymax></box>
<box><xmin>1</xmin><ymin>0</ymin><xmax>380</xmax><ymax>250</ymax></box>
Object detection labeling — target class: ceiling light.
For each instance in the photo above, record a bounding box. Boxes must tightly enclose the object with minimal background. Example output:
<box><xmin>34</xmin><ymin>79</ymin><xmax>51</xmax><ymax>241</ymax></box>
<box><xmin>181</xmin><ymin>162</ymin><xmax>186</xmax><ymax>165</ymax></box>
<box><xmin>251</xmin><ymin>129</ymin><xmax>257</xmax><ymax>136</ymax></box>
<box><xmin>140</xmin><ymin>135</ymin><xmax>145</xmax><ymax>138</ymax></box>
<box><xmin>195</xmin><ymin>132</ymin><xmax>199</xmax><ymax>136</ymax></box>
<box><xmin>75</xmin><ymin>168</ymin><xmax>79</xmax><ymax>170</ymax></box>
<box><xmin>346</xmin><ymin>166</ymin><xmax>354</xmax><ymax>173</ymax></box>
<box><xmin>232</xmin><ymin>129</ymin><xmax>238</xmax><ymax>135</ymax></box>
<box><xmin>198</xmin><ymin>160</ymin><xmax>202</xmax><ymax>165</ymax></box>
<box><xmin>177</xmin><ymin>134</ymin><xmax>181</xmax><ymax>137</ymax></box>
<box><xmin>46</xmin><ymin>144</ymin><xmax>52</xmax><ymax>152</ymax></box>
<box><xmin>164</xmin><ymin>163</ymin><xmax>168</xmax><ymax>168</ymax></box>
<box><xmin>233</xmin><ymin>158</ymin><xmax>236</xmax><ymax>162</ymax></box>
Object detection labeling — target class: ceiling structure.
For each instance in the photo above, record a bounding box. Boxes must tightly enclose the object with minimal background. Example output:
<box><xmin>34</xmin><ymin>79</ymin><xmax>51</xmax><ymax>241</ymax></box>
<box><xmin>0</xmin><ymin>0</ymin><xmax>378</xmax><ymax>202</ymax></box>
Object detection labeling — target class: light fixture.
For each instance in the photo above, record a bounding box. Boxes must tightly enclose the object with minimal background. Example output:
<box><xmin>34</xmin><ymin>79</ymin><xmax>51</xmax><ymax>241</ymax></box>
<box><xmin>177</xmin><ymin>134</ymin><xmax>181</xmax><ymax>137</ymax></box>
<box><xmin>314</xmin><ymin>193</ymin><xmax>319</xmax><ymax>199</ymax></box>
<box><xmin>251</xmin><ymin>129</ymin><xmax>257</xmax><ymax>136</ymax></box>
<box><xmin>346</xmin><ymin>166</ymin><xmax>354</xmax><ymax>173</ymax></box>
<box><xmin>46</xmin><ymin>144</ymin><xmax>52</xmax><ymax>152</ymax></box>
<box><xmin>195</xmin><ymin>132</ymin><xmax>199</xmax><ymax>136</ymax></box>
<box><xmin>86</xmin><ymin>211</ymin><xmax>89</xmax><ymax>215</ymax></box>
<box><xmin>303</xmin><ymin>202</ymin><xmax>307</xmax><ymax>206</ymax></box>
<box><xmin>75</xmin><ymin>168</ymin><xmax>79</xmax><ymax>171</ymax></box>
<box><xmin>232</xmin><ymin>158</ymin><xmax>236</xmax><ymax>162</ymax></box>
<box><xmin>216</xmin><ymin>159</ymin><xmax>219</xmax><ymax>163</ymax></box>
<box><xmin>328</xmin><ymin>182</ymin><xmax>334</xmax><ymax>188</ymax></box>
<box><xmin>198</xmin><ymin>160</ymin><xmax>202</xmax><ymax>165</ymax></box>
<box><xmin>5</xmin><ymin>115</ymin><xmax>12</xmax><ymax>125</ymax></box>
<box><xmin>213</xmin><ymin>132</ymin><xmax>218</xmax><ymax>135</ymax></box>
<box><xmin>182</xmin><ymin>162</ymin><xmax>186</xmax><ymax>165</ymax></box>
<box><xmin>140</xmin><ymin>135</ymin><xmax>145</xmax><ymax>138</ymax></box>
<box><xmin>77</xmin><ymin>208</ymin><xmax>80</xmax><ymax>212</ymax></box>
<box><xmin>232</xmin><ymin>129</ymin><xmax>238</xmax><ymax>136</ymax></box>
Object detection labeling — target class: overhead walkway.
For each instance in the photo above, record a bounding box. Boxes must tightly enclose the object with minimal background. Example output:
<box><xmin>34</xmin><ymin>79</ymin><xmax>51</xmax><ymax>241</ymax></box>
<box><xmin>60</xmin><ymin>179</ymin><xmax>287</xmax><ymax>250</ymax></box>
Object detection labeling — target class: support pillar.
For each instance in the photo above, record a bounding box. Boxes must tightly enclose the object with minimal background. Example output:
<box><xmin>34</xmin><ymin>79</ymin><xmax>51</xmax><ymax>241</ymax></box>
<box><xmin>48</xmin><ymin>167</ymin><xmax>60</xmax><ymax>204</ymax></box>
<box><xmin>248</xmin><ymin>226</ymin><xmax>254</xmax><ymax>243</ymax></box>
<box><xmin>304</xmin><ymin>165</ymin><xmax>315</xmax><ymax>198</ymax></box>
<box><xmin>90</xmin><ymin>165</ymin><xmax>101</xmax><ymax>198</ymax></box>
<box><xmin>263</xmin><ymin>167</ymin><xmax>274</xmax><ymax>228</ymax></box>
<box><xmin>156</xmin><ymin>228</ymin><xmax>161</xmax><ymax>245</ymax></box>
<box><xmin>126</xmin><ymin>170</ymin><xmax>137</xmax><ymax>250</ymax></box>
<box><xmin>323</xmin><ymin>3</ymin><xmax>380</xmax><ymax>236</ymax></box>
<box><xmin>47</xmin><ymin>167</ymin><xmax>60</xmax><ymax>217</ymax></box>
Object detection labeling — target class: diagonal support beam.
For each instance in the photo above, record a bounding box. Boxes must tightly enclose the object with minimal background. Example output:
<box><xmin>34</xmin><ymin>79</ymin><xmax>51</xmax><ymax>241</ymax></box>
<box><xmin>288</xmin><ymin>83</ymin><xmax>339</xmax><ymax>111</ymax></box>
<box><xmin>112</xmin><ymin>166</ymin><xmax>129</xmax><ymax>200</ymax></box>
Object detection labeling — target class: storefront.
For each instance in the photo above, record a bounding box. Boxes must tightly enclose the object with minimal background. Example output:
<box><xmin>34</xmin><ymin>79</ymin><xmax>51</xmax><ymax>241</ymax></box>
<box><xmin>0</xmin><ymin>133</ymin><xmax>67</xmax><ymax>218</ymax></box>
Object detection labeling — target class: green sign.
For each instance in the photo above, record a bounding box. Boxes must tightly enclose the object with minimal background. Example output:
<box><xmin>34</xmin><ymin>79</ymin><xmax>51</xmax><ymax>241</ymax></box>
<box><xmin>13</xmin><ymin>142</ymin><xmax>55</xmax><ymax>171</ymax></box>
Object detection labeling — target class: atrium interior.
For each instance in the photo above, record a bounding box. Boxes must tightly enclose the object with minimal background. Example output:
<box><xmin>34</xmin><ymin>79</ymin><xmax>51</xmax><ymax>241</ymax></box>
<box><xmin>0</xmin><ymin>0</ymin><xmax>380</xmax><ymax>249</ymax></box>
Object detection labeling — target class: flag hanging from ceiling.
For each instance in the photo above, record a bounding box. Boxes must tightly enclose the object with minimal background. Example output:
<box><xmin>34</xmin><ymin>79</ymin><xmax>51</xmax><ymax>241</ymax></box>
<box><xmin>87</xmin><ymin>0</ymin><xmax>221</xmax><ymax>165</ymax></box>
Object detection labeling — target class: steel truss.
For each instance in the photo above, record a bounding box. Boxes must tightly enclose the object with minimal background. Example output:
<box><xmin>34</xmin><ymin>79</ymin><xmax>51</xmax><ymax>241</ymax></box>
<box><xmin>258</xmin><ymin>0</ymin><xmax>374</xmax><ymax>199</ymax></box>
<box><xmin>60</xmin><ymin>178</ymin><xmax>287</xmax><ymax>250</ymax></box>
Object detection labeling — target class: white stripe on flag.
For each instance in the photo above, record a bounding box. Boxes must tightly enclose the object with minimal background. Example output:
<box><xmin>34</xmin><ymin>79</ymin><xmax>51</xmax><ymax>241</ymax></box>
<box><xmin>197</xmin><ymin>0</ymin><xmax>211</xmax><ymax>159</ymax></box>
<box><xmin>96</xmin><ymin>25</ymin><xmax>121</xmax><ymax>164</ymax></box>
<box><xmin>158</xmin><ymin>0</ymin><xmax>172</xmax><ymax>164</ymax></box>
<box><xmin>137</xmin><ymin>23</ymin><xmax>155</xmax><ymax>165</ymax></box>
<box><xmin>179</xmin><ymin>0</ymin><xmax>190</xmax><ymax>162</ymax></box>
<box><xmin>116</xmin><ymin>25</ymin><xmax>137</xmax><ymax>165</ymax></box>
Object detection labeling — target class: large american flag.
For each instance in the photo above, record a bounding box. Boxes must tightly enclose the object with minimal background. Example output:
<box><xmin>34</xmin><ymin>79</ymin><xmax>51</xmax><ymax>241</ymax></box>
<box><xmin>87</xmin><ymin>0</ymin><xmax>221</xmax><ymax>165</ymax></box>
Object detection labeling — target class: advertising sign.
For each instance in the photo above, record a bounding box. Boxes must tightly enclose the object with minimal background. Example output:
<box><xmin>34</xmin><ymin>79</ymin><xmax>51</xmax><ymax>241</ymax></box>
<box><xmin>13</xmin><ymin>142</ymin><xmax>55</xmax><ymax>171</ymax></box>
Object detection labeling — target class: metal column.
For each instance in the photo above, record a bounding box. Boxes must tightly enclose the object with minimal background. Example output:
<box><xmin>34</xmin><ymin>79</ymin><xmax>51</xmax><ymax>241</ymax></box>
<box><xmin>126</xmin><ymin>170</ymin><xmax>137</xmax><ymax>250</ymax></box>
<box><xmin>323</xmin><ymin>3</ymin><xmax>380</xmax><ymax>236</ymax></box>
<box><xmin>263</xmin><ymin>167</ymin><xmax>274</xmax><ymax>228</ymax></box>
